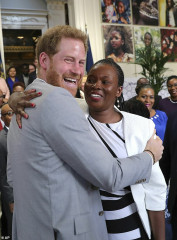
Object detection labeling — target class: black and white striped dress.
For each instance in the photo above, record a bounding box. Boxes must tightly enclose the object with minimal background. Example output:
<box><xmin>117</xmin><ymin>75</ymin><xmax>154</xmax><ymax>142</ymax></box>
<box><xmin>88</xmin><ymin>116</ymin><xmax>148</xmax><ymax>240</ymax></box>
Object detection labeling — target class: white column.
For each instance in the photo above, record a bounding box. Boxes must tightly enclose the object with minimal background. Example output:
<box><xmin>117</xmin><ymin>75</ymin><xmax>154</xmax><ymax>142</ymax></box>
<box><xmin>68</xmin><ymin>0</ymin><xmax>104</xmax><ymax>63</ymax></box>
<box><xmin>46</xmin><ymin>0</ymin><xmax>66</xmax><ymax>28</ymax></box>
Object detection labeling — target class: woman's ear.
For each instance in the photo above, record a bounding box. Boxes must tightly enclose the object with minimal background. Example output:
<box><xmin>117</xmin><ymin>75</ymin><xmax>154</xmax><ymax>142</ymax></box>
<box><xmin>116</xmin><ymin>86</ymin><xmax>123</xmax><ymax>98</ymax></box>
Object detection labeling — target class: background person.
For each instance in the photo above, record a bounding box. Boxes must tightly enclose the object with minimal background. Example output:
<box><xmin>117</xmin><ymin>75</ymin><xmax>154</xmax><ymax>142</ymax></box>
<box><xmin>0</xmin><ymin>103</ymin><xmax>14</xmax><ymax>240</ymax></box>
<box><xmin>7</xmin><ymin>25</ymin><xmax>163</xmax><ymax>240</ymax></box>
<box><xmin>127</xmin><ymin>77</ymin><xmax>162</xmax><ymax>110</ymax></box>
<box><xmin>6</xmin><ymin>66</ymin><xmax>19</xmax><ymax>94</ymax></box>
<box><xmin>28</xmin><ymin>58</ymin><xmax>38</xmax><ymax>85</ymax></box>
<box><xmin>29</xmin><ymin>64</ymin><xmax>36</xmax><ymax>74</ymax></box>
<box><xmin>160</xmin><ymin>110</ymin><xmax>177</xmax><ymax>240</ymax></box>
<box><xmin>136</xmin><ymin>84</ymin><xmax>168</xmax><ymax>142</ymax></box>
<box><xmin>12</xmin><ymin>82</ymin><xmax>25</xmax><ymax>93</ymax></box>
<box><xmin>123</xmin><ymin>98</ymin><xmax>150</xmax><ymax>118</ymax></box>
<box><xmin>136</xmin><ymin>84</ymin><xmax>171</xmax><ymax>239</ymax></box>
<box><xmin>158</xmin><ymin>75</ymin><xmax>177</xmax><ymax>117</ymax></box>
<box><xmin>17</xmin><ymin>63</ymin><xmax>29</xmax><ymax>87</ymax></box>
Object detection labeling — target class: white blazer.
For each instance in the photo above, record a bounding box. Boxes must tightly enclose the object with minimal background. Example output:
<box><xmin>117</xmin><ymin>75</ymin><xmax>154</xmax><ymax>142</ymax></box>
<box><xmin>121</xmin><ymin>111</ymin><xmax>166</xmax><ymax>239</ymax></box>
<box><xmin>84</xmin><ymin>105</ymin><xmax>166</xmax><ymax>239</ymax></box>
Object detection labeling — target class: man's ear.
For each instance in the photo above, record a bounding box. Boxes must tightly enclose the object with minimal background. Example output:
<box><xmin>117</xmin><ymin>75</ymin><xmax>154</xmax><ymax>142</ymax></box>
<box><xmin>39</xmin><ymin>52</ymin><xmax>50</xmax><ymax>70</ymax></box>
<box><xmin>116</xmin><ymin>86</ymin><xmax>123</xmax><ymax>98</ymax></box>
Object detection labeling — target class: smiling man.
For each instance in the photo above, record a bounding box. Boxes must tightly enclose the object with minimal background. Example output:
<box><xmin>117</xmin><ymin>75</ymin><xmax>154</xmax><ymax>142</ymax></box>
<box><xmin>7</xmin><ymin>25</ymin><xmax>163</xmax><ymax>240</ymax></box>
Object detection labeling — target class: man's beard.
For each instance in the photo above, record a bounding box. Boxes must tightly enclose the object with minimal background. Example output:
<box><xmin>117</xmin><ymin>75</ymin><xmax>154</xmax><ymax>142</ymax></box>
<box><xmin>46</xmin><ymin>68</ymin><xmax>60</xmax><ymax>87</ymax></box>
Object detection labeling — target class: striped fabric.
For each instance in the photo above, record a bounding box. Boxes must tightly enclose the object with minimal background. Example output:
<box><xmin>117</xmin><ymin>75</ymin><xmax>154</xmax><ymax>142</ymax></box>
<box><xmin>100</xmin><ymin>189</ymin><xmax>141</xmax><ymax>240</ymax></box>
<box><xmin>88</xmin><ymin>116</ymin><xmax>146</xmax><ymax>240</ymax></box>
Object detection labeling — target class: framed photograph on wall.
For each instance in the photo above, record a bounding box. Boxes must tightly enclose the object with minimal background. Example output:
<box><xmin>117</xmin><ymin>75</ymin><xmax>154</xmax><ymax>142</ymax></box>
<box><xmin>132</xmin><ymin>0</ymin><xmax>159</xmax><ymax>26</ymax></box>
<box><xmin>159</xmin><ymin>0</ymin><xmax>177</xmax><ymax>27</ymax></box>
<box><xmin>134</xmin><ymin>26</ymin><xmax>161</xmax><ymax>61</ymax></box>
<box><xmin>100</xmin><ymin>0</ymin><xmax>131</xmax><ymax>24</ymax></box>
<box><xmin>102</xmin><ymin>25</ymin><xmax>134</xmax><ymax>63</ymax></box>
<box><xmin>161</xmin><ymin>28</ymin><xmax>177</xmax><ymax>61</ymax></box>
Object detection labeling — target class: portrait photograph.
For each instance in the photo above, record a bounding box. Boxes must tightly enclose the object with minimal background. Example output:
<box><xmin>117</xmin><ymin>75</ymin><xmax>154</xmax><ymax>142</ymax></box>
<box><xmin>132</xmin><ymin>0</ymin><xmax>159</xmax><ymax>26</ymax></box>
<box><xmin>101</xmin><ymin>0</ymin><xmax>131</xmax><ymax>24</ymax></box>
<box><xmin>102</xmin><ymin>25</ymin><xmax>134</xmax><ymax>63</ymax></box>
<box><xmin>159</xmin><ymin>0</ymin><xmax>177</xmax><ymax>27</ymax></box>
<box><xmin>161</xmin><ymin>29</ymin><xmax>177</xmax><ymax>61</ymax></box>
<box><xmin>134</xmin><ymin>26</ymin><xmax>161</xmax><ymax>61</ymax></box>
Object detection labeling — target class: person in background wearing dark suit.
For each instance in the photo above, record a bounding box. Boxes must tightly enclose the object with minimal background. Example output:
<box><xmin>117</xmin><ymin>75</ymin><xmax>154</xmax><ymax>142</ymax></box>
<box><xmin>17</xmin><ymin>63</ymin><xmax>29</xmax><ymax>87</ymax></box>
<box><xmin>0</xmin><ymin>103</ymin><xmax>14</xmax><ymax>240</ymax></box>
<box><xmin>28</xmin><ymin>59</ymin><xmax>38</xmax><ymax>85</ymax></box>
<box><xmin>160</xmin><ymin>110</ymin><xmax>177</xmax><ymax>240</ymax></box>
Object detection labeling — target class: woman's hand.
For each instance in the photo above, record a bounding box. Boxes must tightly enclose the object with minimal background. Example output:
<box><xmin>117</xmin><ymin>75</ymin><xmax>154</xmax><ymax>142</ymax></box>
<box><xmin>9</xmin><ymin>89</ymin><xmax>42</xmax><ymax>128</ymax></box>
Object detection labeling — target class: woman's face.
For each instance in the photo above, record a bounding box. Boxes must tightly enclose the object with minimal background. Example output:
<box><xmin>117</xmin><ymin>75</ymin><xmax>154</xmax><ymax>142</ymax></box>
<box><xmin>117</xmin><ymin>1</ymin><xmax>125</xmax><ymax>14</ymax></box>
<box><xmin>110</xmin><ymin>31</ymin><xmax>124</xmax><ymax>50</ymax></box>
<box><xmin>8</xmin><ymin>68</ymin><xmax>16</xmax><ymax>78</ymax></box>
<box><xmin>104</xmin><ymin>0</ymin><xmax>112</xmax><ymax>6</ymax></box>
<box><xmin>84</xmin><ymin>63</ymin><xmax>122</xmax><ymax>113</ymax></box>
<box><xmin>167</xmin><ymin>78</ymin><xmax>177</xmax><ymax>99</ymax></box>
<box><xmin>136</xmin><ymin>88</ymin><xmax>155</xmax><ymax>112</ymax></box>
<box><xmin>144</xmin><ymin>33</ymin><xmax>152</xmax><ymax>47</ymax></box>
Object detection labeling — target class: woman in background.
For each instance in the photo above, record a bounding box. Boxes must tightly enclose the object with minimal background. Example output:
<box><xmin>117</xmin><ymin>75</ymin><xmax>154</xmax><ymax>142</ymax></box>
<box><xmin>6</xmin><ymin>66</ymin><xmax>19</xmax><ymax>94</ymax></box>
<box><xmin>136</xmin><ymin>84</ymin><xmax>171</xmax><ymax>240</ymax></box>
<box><xmin>158</xmin><ymin>75</ymin><xmax>177</xmax><ymax>117</ymax></box>
<box><xmin>136</xmin><ymin>84</ymin><xmax>168</xmax><ymax>142</ymax></box>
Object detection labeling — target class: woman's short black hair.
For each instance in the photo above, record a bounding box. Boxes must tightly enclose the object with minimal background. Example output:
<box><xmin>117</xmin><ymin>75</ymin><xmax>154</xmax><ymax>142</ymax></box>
<box><xmin>166</xmin><ymin>75</ymin><xmax>177</xmax><ymax>85</ymax></box>
<box><xmin>89</xmin><ymin>58</ymin><xmax>124</xmax><ymax>87</ymax></box>
<box><xmin>136</xmin><ymin>84</ymin><xmax>155</xmax><ymax>96</ymax></box>
<box><xmin>123</xmin><ymin>99</ymin><xmax>150</xmax><ymax>118</ymax></box>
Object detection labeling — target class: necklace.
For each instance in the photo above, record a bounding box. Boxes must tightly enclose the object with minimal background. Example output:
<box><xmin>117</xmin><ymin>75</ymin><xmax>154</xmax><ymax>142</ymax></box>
<box><xmin>169</xmin><ymin>97</ymin><xmax>177</xmax><ymax>103</ymax></box>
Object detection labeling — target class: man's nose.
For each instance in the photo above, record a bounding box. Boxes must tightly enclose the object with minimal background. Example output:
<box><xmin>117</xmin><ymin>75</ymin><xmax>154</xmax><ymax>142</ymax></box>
<box><xmin>71</xmin><ymin>62</ymin><xmax>83</xmax><ymax>75</ymax></box>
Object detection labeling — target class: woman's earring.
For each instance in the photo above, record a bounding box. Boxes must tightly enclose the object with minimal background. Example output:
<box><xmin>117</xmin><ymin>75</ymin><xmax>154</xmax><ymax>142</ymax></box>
<box><xmin>117</xmin><ymin>98</ymin><xmax>120</xmax><ymax>108</ymax></box>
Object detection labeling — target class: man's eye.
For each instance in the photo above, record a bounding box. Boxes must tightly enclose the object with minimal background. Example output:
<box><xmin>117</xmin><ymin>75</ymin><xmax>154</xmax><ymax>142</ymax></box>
<box><xmin>65</xmin><ymin>58</ymin><xmax>73</xmax><ymax>63</ymax></box>
<box><xmin>79</xmin><ymin>61</ymin><xmax>85</xmax><ymax>66</ymax></box>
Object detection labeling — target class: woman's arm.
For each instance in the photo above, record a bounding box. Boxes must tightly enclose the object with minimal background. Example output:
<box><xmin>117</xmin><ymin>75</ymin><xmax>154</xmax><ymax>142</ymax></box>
<box><xmin>148</xmin><ymin>210</ymin><xmax>165</xmax><ymax>240</ymax></box>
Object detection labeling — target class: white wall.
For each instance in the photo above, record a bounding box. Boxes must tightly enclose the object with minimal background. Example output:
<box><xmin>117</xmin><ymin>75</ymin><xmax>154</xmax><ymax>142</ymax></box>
<box><xmin>1</xmin><ymin>0</ymin><xmax>47</xmax><ymax>10</ymax></box>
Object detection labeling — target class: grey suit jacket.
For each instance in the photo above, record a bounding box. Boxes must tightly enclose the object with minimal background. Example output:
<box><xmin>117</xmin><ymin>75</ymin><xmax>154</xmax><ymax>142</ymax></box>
<box><xmin>0</xmin><ymin>127</ymin><xmax>13</xmax><ymax>203</ymax></box>
<box><xmin>7</xmin><ymin>79</ymin><xmax>153</xmax><ymax>240</ymax></box>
